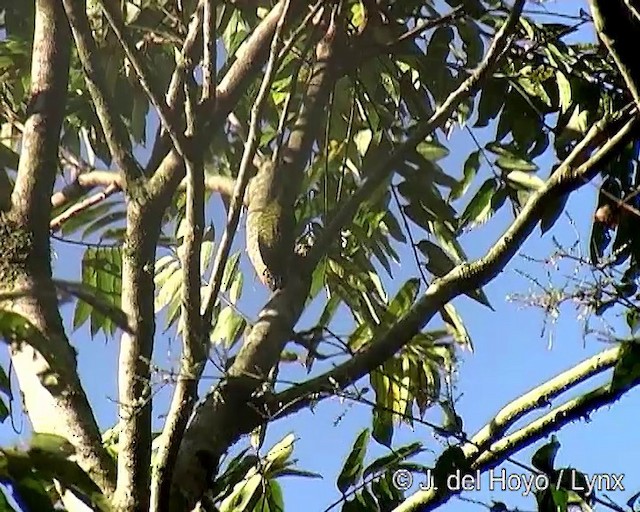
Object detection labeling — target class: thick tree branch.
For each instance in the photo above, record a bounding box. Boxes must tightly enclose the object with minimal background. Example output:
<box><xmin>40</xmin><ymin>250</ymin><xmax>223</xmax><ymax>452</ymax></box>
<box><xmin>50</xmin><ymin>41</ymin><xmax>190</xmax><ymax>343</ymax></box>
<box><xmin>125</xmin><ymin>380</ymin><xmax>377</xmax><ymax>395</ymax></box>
<box><xmin>170</xmin><ymin>3</ymin><xmax>524</xmax><ymax>506</ymax></box>
<box><xmin>145</xmin><ymin>0</ymin><xmax>309</xmax><ymax>205</ymax></box>
<box><xmin>150</xmin><ymin>90</ymin><xmax>205</xmax><ymax>512</ymax></box>
<box><xmin>12</xmin><ymin>4</ymin><xmax>69</xmax><ymax>228</ymax></box>
<box><xmin>4</xmin><ymin>0</ymin><xmax>116</xmax><ymax>500</ymax></box>
<box><xmin>62</xmin><ymin>0</ymin><xmax>144</xmax><ymax>189</ymax></box>
<box><xmin>114</xmin><ymin>199</ymin><xmax>165</xmax><ymax>511</ymax></box>
<box><xmin>170</xmin><ymin>4</ymin><xmax>341</xmax><ymax>509</ymax></box>
<box><xmin>394</xmin><ymin>345</ymin><xmax>639</xmax><ymax>511</ymax></box>
<box><xmin>201</xmin><ymin>0</ymin><xmax>216</xmax><ymax>103</ymax></box>
<box><xmin>590</xmin><ymin>0</ymin><xmax>640</xmax><ymax>110</ymax></box>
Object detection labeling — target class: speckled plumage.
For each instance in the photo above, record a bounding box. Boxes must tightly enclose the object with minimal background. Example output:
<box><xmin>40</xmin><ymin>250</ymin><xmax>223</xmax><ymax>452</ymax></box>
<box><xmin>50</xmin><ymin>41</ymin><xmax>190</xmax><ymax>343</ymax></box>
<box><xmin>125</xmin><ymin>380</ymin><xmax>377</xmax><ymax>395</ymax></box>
<box><xmin>246</xmin><ymin>161</ymin><xmax>295</xmax><ymax>291</ymax></box>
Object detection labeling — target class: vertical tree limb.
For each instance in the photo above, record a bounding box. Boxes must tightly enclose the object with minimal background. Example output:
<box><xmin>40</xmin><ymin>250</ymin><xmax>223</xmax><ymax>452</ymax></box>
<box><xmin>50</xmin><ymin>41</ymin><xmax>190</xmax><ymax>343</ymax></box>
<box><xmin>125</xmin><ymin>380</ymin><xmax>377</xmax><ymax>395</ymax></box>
<box><xmin>150</xmin><ymin>88</ymin><xmax>205</xmax><ymax>512</ymax></box>
<box><xmin>4</xmin><ymin>0</ymin><xmax>116</xmax><ymax>499</ymax></box>
<box><xmin>144</xmin><ymin>0</ymin><xmax>308</xmax><ymax>205</ymax></box>
<box><xmin>114</xmin><ymin>199</ymin><xmax>164</xmax><ymax>511</ymax></box>
<box><xmin>170</xmin><ymin>5</ymin><xmax>342</xmax><ymax>508</ymax></box>
<box><xmin>590</xmin><ymin>0</ymin><xmax>640</xmax><ymax>110</ymax></box>
<box><xmin>201</xmin><ymin>0</ymin><xmax>216</xmax><ymax>104</ymax></box>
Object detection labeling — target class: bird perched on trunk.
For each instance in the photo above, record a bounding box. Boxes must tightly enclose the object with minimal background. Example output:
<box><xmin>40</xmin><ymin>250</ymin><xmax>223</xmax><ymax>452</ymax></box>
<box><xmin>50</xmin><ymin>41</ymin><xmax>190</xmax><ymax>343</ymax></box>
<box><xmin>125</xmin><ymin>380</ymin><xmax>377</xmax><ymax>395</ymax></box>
<box><xmin>245</xmin><ymin>159</ymin><xmax>296</xmax><ymax>291</ymax></box>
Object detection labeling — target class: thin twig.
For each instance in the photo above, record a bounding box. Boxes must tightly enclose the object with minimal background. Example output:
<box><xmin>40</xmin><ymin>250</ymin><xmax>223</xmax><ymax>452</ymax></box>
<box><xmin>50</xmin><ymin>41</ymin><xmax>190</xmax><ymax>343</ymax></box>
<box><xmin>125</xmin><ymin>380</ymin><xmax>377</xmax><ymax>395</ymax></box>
<box><xmin>98</xmin><ymin>1</ymin><xmax>191</xmax><ymax>162</ymax></box>
<box><xmin>62</xmin><ymin>0</ymin><xmax>143</xmax><ymax>186</ymax></box>
<box><xmin>307</xmin><ymin>1</ymin><xmax>526</xmax><ymax>267</ymax></box>
<box><xmin>50</xmin><ymin>183</ymin><xmax>120</xmax><ymax>232</ymax></box>
<box><xmin>200</xmin><ymin>0</ymin><xmax>293</xmax><ymax>328</ymax></box>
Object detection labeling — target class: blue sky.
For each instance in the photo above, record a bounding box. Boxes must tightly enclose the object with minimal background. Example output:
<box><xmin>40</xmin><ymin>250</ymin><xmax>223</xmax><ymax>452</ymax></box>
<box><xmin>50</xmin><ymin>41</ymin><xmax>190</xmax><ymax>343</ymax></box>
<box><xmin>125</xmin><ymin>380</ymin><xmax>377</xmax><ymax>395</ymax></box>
<box><xmin>4</xmin><ymin>1</ymin><xmax>640</xmax><ymax>511</ymax></box>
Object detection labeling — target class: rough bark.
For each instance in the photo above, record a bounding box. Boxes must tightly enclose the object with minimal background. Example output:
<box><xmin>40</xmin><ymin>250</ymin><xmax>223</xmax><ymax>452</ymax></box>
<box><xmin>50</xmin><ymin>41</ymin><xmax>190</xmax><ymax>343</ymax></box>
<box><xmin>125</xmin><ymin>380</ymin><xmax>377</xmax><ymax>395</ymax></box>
<box><xmin>3</xmin><ymin>0</ymin><xmax>116</xmax><ymax>500</ymax></box>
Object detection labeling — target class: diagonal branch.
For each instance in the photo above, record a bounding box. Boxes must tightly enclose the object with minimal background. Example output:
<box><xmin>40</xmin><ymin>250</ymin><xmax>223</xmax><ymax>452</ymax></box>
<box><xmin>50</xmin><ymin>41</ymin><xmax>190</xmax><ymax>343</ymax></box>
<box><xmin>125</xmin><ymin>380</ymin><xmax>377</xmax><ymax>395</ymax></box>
<box><xmin>50</xmin><ymin>170</ymin><xmax>243</xmax><ymax>232</ymax></box>
<box><xmin>50</xmin><ymin>182</ymin><xmax>120</xmax><ymax>232</ymax></box>
<box><xmin>273</xmin><ymin>108</ymin><xmax>639</xmax><ymax>426</ymax></box>
<box><xmin>394</xmin><ymin>345</ymin><xmax>640</xmax><ymax>511</ymax></box>
<box><xmin>62</xmin><ymin>0</ymin><xmax>143</xmax><ymax>188</ymax></box>
<box><xmin>306</xmin><ymin>0</ymin><xmax>526</xmax><ymax>268</ymax></box>
<box><xmin>469</xmin><ymin>346</ymin><xmax>621</xmax><ymax>453</ymax></box>
<box><xmin>590</xmin><ymin>0</ymin><xmax>640</xmax><ymax>110</ymax></box>
<box><xmin>97</xmin><ymin>1</ymin><xmax>191</xmax><ymax>163</ymax></box>
<box><xmin>144</xmin><ymin>0</ymin><xmax>309</xmax><ymax>206</ymax></box>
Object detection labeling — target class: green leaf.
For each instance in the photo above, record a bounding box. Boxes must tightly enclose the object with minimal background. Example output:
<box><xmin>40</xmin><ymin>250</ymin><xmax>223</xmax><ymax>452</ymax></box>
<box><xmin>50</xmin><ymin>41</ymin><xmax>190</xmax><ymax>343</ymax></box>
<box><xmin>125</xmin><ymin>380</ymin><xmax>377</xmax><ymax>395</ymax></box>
<box><xmin>252</xmin><ymin>480</ymin><xmax>284</xmax><ymax>512</ymax></box>
<box><xmin>531</xmin><ymin>436</ymin><xmax>560</xmax><ymax>474</ymax></box>
<box><xmin>416</xmin><ymin>240</ymin><xmax>455</xmax><ymax>277</ymax></box>
<box><xmin>362</xmin><ymin>442</ymin><xmax>422</xmax><ymax>479</ymax></box>
<box><xmin>386</xmin><ymin>279</ymin><xmax>420</xmax><ymax>318</ymax></box>
<box><xmin>627</xmin><ymin>309</ymin><xmax>640</xmax><ymax>335</ymax></box>
<box><xmin>209</xmin><ymin>307</ymin><xmax>246</xmax><ymax>348</ymax></box>
<box><xmin>12</xmin><ymin>475</ymin><xmax>55</xmax><ymax>512</ymax></box>
<box><xmin>458</xmin><ymin>179</ymin><xmax>499</xmax><ymax>230</ymax></box>
<box><xmin>372</xmin><ymin>408</ymin><xmax>394</xmax><ymax>448</ymax></box>
<box><xmin>73</xmin><ymin>247</ymin><xmax>123</xmax><ymax>337</ymax></box>
<box><xmin>450</xmin><ymin>151</ymin><xmax>480</xmax><ymax>201</ymax></box>
<box><xmin>437</xmin><ymin>400</ymin><xmax>463</xmax><ymax>436</ymax></box>
<box><xmin>495</xmin><ymin>156</ymin><xmax>537</xmax><ymax>172</ymax></box>
<box><xmin>440</xmin><ymin>303</ymin><xmax>472</xmax><ymax>350</ymax></box>
<box><xmin>130</xmin><ymin>94</ymin><xmax>148</xmax><ymax>144</ymax></box>
<box><xmin>371</xmin><ymin>473</ymin><xmax>398</xmax><ymax>510</ymax></box>
<box><xmin>417</xmin><ymin>240</ymin><xmax>492</xmax><ymax>308</ymax></box>
<box><xmin>337</xmin><ymin>429</ymin><xmax>370</xmax><ymax>494</ymax></box>
<box><xmin>272</xmin><ymin>468</ymin><xmax>322</xmax><ymax>480</ymax></box>
<box><xmin>0</xmin><ymin>399</ymin><xmax>8</xmax><ymax>423</ymax></box>
<box><xmin>218</xmin><ymin>473</ymin><xmax>263</xmax><ymax>512</ymax></box>
<box><xmin>540</xmin><ymin>193</ymin><xmax>568</xmax><ymax>235</ymax></box>
<box><xmin>354</xmin><ymin>129</ymin><xmax>373</xmax><ymax>157</ymax></box>
<box><xmin>0</xmin><ymin>310</ymin><xmax>48</xmax><ymax>348</ymax></box>
<box><xmin>475</xmin><ymin>79</ymin><xmax>508</xmax><ymax>127</ymax></box>
<box><xmin>556</xmin><ymin>71</ymin><xmax>572</xmax><ymax>114</ymax></box>
<box><xmin>55</xmin><ymin>280</ymin><xmax>131</xmax><ymax>334</ymax></box>
<box><xmin>611</xmin><ymin>342</ymin><xmax>640</xmax><ymax>391</ymax></box>
<box><xmin>341</xmin><ymin>497</ymin><xmax>366</xmax><ymax>512</ymax></box>
<box><xmin>0</xmin><ymin>365</ymin><xmax>11</xmax><ymax>397</ymax></box>
<box><xmin>264</xmin><ymin>433</ymin><xmax>295</xmax><ymax>471</ymax></box>
<box><xmin>29</xmin><ymin>433</ymin><xmax>75</xmax><ymax>457</ymax></box>
<box><xmin>505</xmin><ymin>170</ymin><xmax>544</xmax><ymax>191</ymax></box>
<box><xmin>416</xmin><ymin>140</ymin><xmax>449</xmax><ymax>162</ymax></box>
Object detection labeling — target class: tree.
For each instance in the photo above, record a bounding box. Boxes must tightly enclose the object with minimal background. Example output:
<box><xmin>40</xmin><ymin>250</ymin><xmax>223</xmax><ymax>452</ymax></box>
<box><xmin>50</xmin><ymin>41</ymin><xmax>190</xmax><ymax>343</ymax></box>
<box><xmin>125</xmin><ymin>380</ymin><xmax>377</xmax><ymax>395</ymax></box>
<box><xmin>1</xmin><ymin>0</ymin><xmax>640</xmax><ymax>511</ymax></box>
